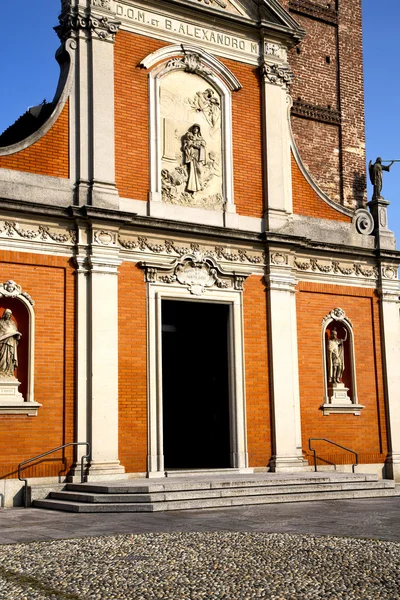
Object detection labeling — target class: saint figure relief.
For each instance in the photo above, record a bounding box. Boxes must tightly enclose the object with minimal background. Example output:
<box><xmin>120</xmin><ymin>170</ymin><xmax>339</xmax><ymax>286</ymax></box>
<box><xmin>327</xmin><ymin>327</ymin><xmax>347</xmax><ymax>384</ymax></box>
<box><xmin>0</xmin><ymin>309</ymin><xmax>21</xmax><ymax>378</ymax></box>
<box><xmin>183</xmin><ymin>124</ymin><xmax>207</xmax><ymax>193</ymax></box>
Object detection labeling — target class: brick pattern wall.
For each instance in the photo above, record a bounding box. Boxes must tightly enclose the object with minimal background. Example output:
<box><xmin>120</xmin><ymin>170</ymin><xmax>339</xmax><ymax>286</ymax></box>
<box><xmin>115</xmin><ymin>32</ymin><xmax>167</xmax><ymax>202</ymax></box>
<box><xmin>118</xmin><ymin>262</ymin><xmax>148</xmax><ymax>473</ymax></box>
<box><xmin>285</xmin><ymin>0</ymin><xmax>366</xmax><ymax>209</ymax></box>
<box><xmin>0</xmin><ymin>252</ymin><xmax>75</xmax><ymax>479</ymax></box>
<box><xmin>243</xmin><ymin>275</ymin><xmax>272</xmax><ymax>466</ymax></box>
<box><xmin>296</xmin><ymin>282</ymin><xmax>387</xmax><ymax>466</ymax></box>
<box><xmin>291</xmin><ymin>152</ymin><xmax>351</xmax><ymax>222</ymax></box>
<box><xmin>220</xmin><ymin>58</ymin><xmax>264</xmax><ymax>219</ymax></box>
<box><xmin>0</xmin><ymin>103</ymin><xmax>69</xmax><ymax>179</ymax></box>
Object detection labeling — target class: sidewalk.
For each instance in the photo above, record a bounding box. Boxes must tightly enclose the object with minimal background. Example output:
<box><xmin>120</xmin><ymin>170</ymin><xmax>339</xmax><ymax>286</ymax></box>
<box><xmin>1</xmin><ymin>496</ymin><xmax>400</xmax><ymax>544</ymax></box>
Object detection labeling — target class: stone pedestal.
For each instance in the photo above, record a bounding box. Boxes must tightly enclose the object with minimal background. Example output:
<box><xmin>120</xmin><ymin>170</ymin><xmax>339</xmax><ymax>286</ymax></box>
<box><xmin>367</xmin><ymin>197</ymin><xmax>396</xmax><ymax>250</ymax></box>
<box><xmin>0</xmin><ymin>377</ymin><xmax>23</xmax><ymax>403</ymax></box>
<box><xmin>329</xmin><ymin>382</ymin><xmax>351</xmax><ymax>405</ymax></box>
<box><xmin>322</xmin><ymin>383</ymin><xmax>363</xmax><ymax>416</ymax></box>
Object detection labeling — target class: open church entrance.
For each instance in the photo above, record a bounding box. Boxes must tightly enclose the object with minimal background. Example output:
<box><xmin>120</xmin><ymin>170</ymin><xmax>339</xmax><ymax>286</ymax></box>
<box><xmin>161</xmin><ymin>300</ymin><xmax>231</xmax><ymax>469</ymax></box>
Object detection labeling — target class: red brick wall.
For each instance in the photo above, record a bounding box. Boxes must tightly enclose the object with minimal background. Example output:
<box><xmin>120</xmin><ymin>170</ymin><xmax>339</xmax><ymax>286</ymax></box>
<box><xmin>0</xmin><ymin>252</ymin><xmax>75</xmax><ymax>479</ymax></box>
<box><xmin>118</xmin><ymin>262</ymin><xmax>148</xmax><ymax>473</ymax></box>
<box><xmin>220</xmin><ymin>58</ymin><xmax>264</xmax><ymax>219</ymax></box>
<box><xmin>115</xmin><ymin>32</ymin><xmax>167</xmax><ymax>202</ymax></box>
<box><xmin>0</xmin><ymin>102</ymin><xmax>69</xmax><ymax>179</ymax></box>
<box><xmin>296</xmin><ymin>282</ymin><xmax>387</xmax><ymax>466</ymax></box>
<box><xmin>292</xmin><ymin>152</ymin><xmax>351</xmax><ymax>222</ymax></box>
<box><xmin>243</xmin><ymin>275</ymin><xmax>272</xmax><ymax>466</ymax></box>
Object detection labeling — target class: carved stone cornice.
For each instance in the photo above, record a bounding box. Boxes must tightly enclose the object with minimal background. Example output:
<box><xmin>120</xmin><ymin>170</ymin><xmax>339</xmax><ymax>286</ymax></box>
<box><xmin>55</xmin><ymin>7</ymin><xmax>120</xmax><ymax>42</ymax></box>
<box><xmin>291</xmin><ymin>100</ymin><xmax>341</xmax><ymax>125</ymax></box>
<box><xmin>289</xmin><ymin>0</ymin><xmax>338</xmax><ymax>25</ymax></box>
<box><xmin>261</xmin><ymin>63</ymin><xmax>294</xmax><ymax>88</ymax></box>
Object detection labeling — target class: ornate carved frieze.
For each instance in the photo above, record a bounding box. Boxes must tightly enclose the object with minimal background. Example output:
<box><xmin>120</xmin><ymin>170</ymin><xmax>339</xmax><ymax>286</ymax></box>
<box><xmin>0</xmin><ymin>221</ymin><xmax>76</xmax><ymax>245</ymax></box>
<box><xmin>56</xmin><ymin>7</ymin><xmax>120</xmax><ymax>42</ymax></box>
<box><xmin>261</xmin><ymin>63</ymin><xmax>294</xmax><ymax>88</ymax></box>
<box><xmin>164</xmin><ymin>54</ymin><xmax>213</xmax><ymax>77</ymax></box>
<box><xmin>293</xmin><ymin>257</ymin><xmax>380</xmax><ymax>280</ymax></box>
<box><xmin>140</xmin><ymin>251</ymin><xmax>249</xmax><ymax>296</ymax></box>
<box><xmin>291</xmin><ymin>100</ymin><xmax>341</xmax><ymax>125</ymax></box>
<box><xmin>118</xmin><ymin>235</ymin><xmax>263</xmax><ymax>266</ymax></box>
<box><xmin>0</xmin><ymin>280</ymin><xmax>35</xmax><ymax>306</ymax></box>
<box><xmin>289</xmin><ymin>0</ymin><xmax>338</xmax><ymax>25</ymax></box>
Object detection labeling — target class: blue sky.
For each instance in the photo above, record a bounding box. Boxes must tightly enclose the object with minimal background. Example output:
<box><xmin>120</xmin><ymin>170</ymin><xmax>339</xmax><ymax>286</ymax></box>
<box><xmin>0</xmin><ymin>1</ymin><xmax>399</xmax><ymax>240</ymax></box>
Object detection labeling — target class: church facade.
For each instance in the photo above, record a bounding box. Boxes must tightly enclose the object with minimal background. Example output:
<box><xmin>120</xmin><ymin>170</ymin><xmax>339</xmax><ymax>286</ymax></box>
<box><xmin>0</xmin><ymin>0</ymin><xmax>399</xmax><ymax>506</ymax></box>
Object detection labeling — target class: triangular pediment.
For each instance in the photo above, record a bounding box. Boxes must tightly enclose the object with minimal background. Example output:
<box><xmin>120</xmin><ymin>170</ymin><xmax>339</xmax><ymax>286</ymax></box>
<box><xmin>178</xmin><ymin>0</ymin><xmax>304</xmax><ymax>42</ymax></box>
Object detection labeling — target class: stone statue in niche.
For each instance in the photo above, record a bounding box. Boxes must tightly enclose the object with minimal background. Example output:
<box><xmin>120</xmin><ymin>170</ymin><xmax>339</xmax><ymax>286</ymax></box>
<box><xmin>327</xmin><ymin>327</ymin><xmax>347</xmax><ymax>384</ymax></box>
<box><xmin>0</xmin><ymin>309</ymin><xmax>21</xmax><ymax>378</ymax></box>
<box><xmin>160</xmin><ymin>71</ymin><xmax>223</xmax><ymax>210</ymax></box>
<box><xmin>183</xmin><ymin>125</ymin><xmax>207</xmax><ymax>193</ymax></box>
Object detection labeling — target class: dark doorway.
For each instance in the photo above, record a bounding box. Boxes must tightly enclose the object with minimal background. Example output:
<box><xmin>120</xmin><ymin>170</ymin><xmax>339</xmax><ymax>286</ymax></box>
<box><xmin>162</xmin><ymin>300</ymin><xmax>231</xmax><ymax>469</ymax></box>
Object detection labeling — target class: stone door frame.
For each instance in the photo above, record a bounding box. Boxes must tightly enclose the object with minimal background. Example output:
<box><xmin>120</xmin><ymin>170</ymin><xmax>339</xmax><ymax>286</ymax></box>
<box><xmin>146</xmin><ymin>283</ymin><xmax>249</xmax><ymax>477</ymax></box>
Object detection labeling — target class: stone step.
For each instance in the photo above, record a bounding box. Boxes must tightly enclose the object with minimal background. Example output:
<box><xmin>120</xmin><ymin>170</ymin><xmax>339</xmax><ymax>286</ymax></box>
<box><xmin>33</xmin><ymin>486</ymin><xmax>400</xmax><ymax>513</ymax></box>
<box><xmin>49</xmin><ymin>480</ymin><xmax>395</xmax><ymax>504</ymax></box>
<box><xmin>64</xmin><ymin>473</ymin><xmax>380</xmax><ymax>495</ymax></box>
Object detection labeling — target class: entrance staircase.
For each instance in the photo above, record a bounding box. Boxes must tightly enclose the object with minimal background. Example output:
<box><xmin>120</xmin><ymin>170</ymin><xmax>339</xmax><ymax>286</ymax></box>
<box><xmin>32</xmin><ymin>471</ymin><xmax>399</xmax><ymax>513</ymax></box>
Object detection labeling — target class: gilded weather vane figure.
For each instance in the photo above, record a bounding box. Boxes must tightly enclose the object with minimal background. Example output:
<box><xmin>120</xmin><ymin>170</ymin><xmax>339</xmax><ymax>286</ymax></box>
<box><xmin>368</xmin><ymin>157</ymin><xmax>398</xmax><ymax>200</ymax></box>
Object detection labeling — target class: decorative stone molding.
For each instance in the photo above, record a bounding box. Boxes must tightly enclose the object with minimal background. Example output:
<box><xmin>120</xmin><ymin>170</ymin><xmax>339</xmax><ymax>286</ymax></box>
<box><xmin>0</xmin><ymin>221</ymin><xmax>76</xmax><ymax>245</ymax></box>
<box><xmin>381</xmin><ymin>266</ymin><xmax>398</xmax><ymax>281</ymax></box>
<box><xmin>270</xmin><ymin>252</ymin><xmax>289</xmax><ymax>266</ymax></box>
<box><xmin>0</xmin><ymin>280</ymin><xmax>34</xmax><ymax>306</ymax></box>
<box><xmin>264</xmin><ymin>42</ymin><xmax>282</xmax><ymax>58</ymax></box>
<box><xmin>118</xmin><ymin>235</ymin><xmax>263</xmax><ymax>266</ymax></box>
<box><xmin>91</xmin><ymin>0</ymin><xmax>111</xmax><ymax>9</ymax></box>
<box><xmin>140</xmin><ymin>251</ymin><xmax>250</xmax><ymax>296</ymax></box>
<box><xmin>289</xmin><ymin>0</ymin><xmax>338</xmax><ymax>25</ymax></box>
<box><xmin>93</xmin><ymin>230</ymin><xmax>118</xmax><ymax>246</ymax></box>
<box><xmin>194</xmin><ymin>0</ymin><xmax>228</xmax><ymax>8</ymax></box>
<box><xmin>56</xmin><ymin>8</ymin><xmax>120</xmax><ymax>42</ymax></box>
<box><xmin>291</xmin><ymin>99</ymin><xmax>341</xmax><ymax>125</ymax></box>
<box><xmin>321</xmin><ymin>308</ymin><xmax>363</xmax><ymax>416</ymax></box>
<box><xmin>353</xmin><ymin>209</ymin><xmax>374</xmax><ymax>236</ymax></box>
<box><xmin>164</xmin><ymin>53</ymin><xmax>213</xmax><ymax>77</ymax></box>
<box><xmin>293</xmin><ymin>257</ymin><xmax>379</xmax><ymax>280</ymax></box>
<box><xmin>261</xmin><ymin>63</ymin><xmax>294</xmax><ymax>88</ymax></box>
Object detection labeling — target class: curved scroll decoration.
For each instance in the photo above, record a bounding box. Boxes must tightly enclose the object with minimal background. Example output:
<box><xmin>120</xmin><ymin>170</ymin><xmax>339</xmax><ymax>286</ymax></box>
<box><xmin>321</xmin><ymin>308</ymin><xmax>362</xmax><ymax>415</ymax></box>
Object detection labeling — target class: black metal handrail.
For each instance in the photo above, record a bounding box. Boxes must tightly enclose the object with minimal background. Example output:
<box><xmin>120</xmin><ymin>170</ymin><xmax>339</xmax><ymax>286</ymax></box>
<box><xmin>18</xmin><ymin>442</ymin><xmax>90</xmax><ymax>508</ymax></box>
<box><xmin>308</xmin><ymin>438</ymin><xmax>358</xmax><ymax>473</ymax></box>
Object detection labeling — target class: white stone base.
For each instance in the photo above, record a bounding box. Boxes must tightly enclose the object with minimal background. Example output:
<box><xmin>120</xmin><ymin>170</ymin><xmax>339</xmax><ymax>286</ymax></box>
<box><xmin>270</xmin><ymin>456</ymin><xmax>311</xmax><ymax>473</ymax></box>
<box><xmin>0</xmin><ymin>377</ymin><xmax>41</xmax><ymax>416</ymax></box>
<box><xmin>322</xmin><ymin>383</ymin><xmax>364</xmax><ymax>415</ymax></box>
<box><xmin>86</xmin><ymin>461</ymin><xmax>126</xmax><ymax>482</ymax></box>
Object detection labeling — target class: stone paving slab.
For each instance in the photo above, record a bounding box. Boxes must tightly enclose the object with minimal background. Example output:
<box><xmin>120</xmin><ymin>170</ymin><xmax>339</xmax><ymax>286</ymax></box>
<box><xmin>2</xmin><ymin>496</ymin><xmax>400</xmax><ymax>544</ymax></box>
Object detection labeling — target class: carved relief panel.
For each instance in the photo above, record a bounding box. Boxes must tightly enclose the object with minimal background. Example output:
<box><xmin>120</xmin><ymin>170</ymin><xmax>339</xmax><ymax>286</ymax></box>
<box><xmin>160</xmin><ymin>70</ymin><xmax>223</xmax><ymax>210</ymax></box>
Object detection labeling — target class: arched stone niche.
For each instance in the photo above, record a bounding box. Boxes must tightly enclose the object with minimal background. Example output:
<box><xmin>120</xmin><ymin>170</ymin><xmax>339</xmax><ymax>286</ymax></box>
<box><xmin>0</xmin><ymin>280</ymin><xmax>41</xmax><ymax>416</ymax></box>
<box><xmin>321</xmin><ymin>308</ymin><xmax>363</xmax><ymax>416</ymax></box>
<box><xmin>140</xmin><ymin>44</ymin><xmax>241</xmax><ymax>219</ymax></box>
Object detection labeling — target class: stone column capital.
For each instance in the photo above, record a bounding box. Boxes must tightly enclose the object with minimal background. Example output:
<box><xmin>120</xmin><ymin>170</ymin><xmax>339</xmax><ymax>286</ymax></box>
<box><xmin>261</xmin><ymin>62</ymin><xmax>294</xmax><ymax>90</ymax></box>
<box><xmin>56</xmin><ymin>6</ymin><xmax>120</xmax><ymax>43</ymax></box>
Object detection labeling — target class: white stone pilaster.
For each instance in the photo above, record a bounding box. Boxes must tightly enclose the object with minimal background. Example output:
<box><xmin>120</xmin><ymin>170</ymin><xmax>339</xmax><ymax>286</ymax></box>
<box><xmin>87</xmin><ymin>225</ymin><xmax>125</xmax><ymax>479</ymax></box>
<box><xmin>60</xmin><ymin>1</ymin><xmax>120</xmax><ymax>208</ymax></box>
<box><xmin>379</xmin><ymin>283</ymin><xmax>400</xmax><ymax>481</ymax></box>
<box><xmin>266</xmin><ymin>260</ymin><xmax>308</xmax><ymax>472</ymax></box>
<box><xmin>261</xmin><ymin>62</ymin><xmax>293</xmax><ymax>229</ymax></box>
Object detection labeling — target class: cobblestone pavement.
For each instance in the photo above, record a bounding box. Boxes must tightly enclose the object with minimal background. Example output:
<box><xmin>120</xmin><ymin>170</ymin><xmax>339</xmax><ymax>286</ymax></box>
<box><xmin>0</xmin><ymin>531</ymin><xmax>400</xmax><ymax>599</ymax></box>
<box><xmin>2</xmin><ymin>499</ymin><xmax>400</xmax><ymax>598</ymax></box>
